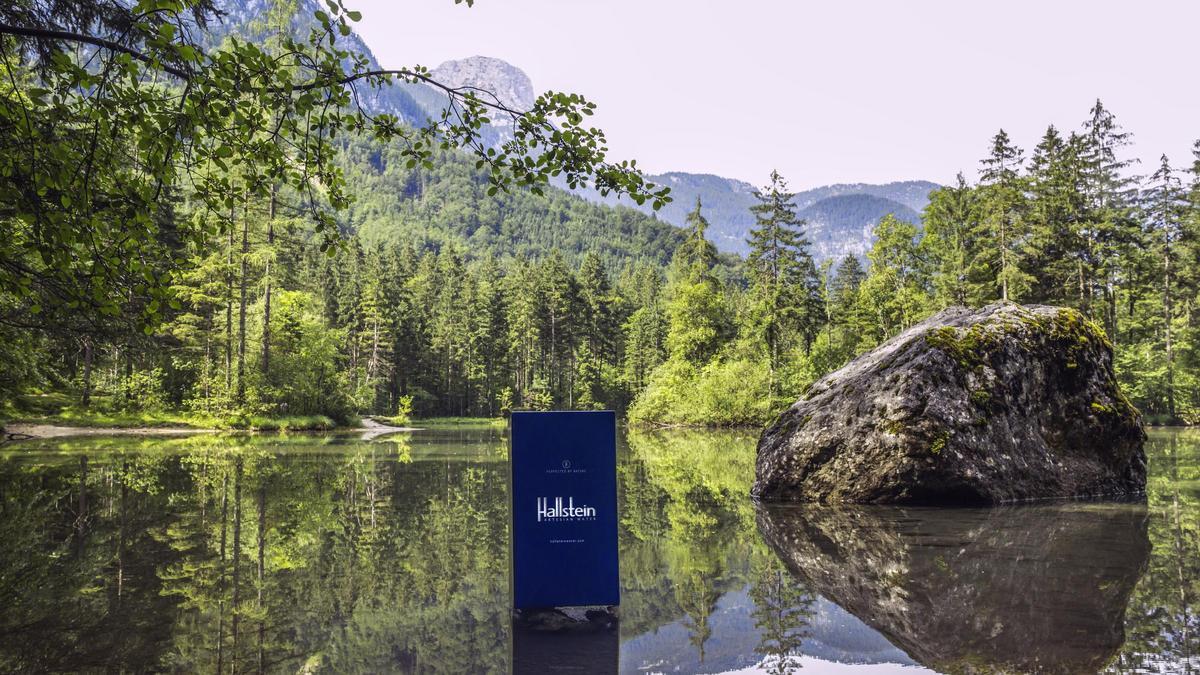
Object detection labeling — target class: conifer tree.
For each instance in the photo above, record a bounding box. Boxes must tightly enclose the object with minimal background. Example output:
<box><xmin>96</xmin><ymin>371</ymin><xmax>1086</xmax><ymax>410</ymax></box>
<box><xmin>922</xmin><ymin>173</ymin><xmax>983</xmax><ymax>307</ymax></box>
<box><xmin>828</xmin><ymin>255</ymin><xmax>866</xmax><ymax>322</ymax></box>
<box><xmin>823</xmin><ymin>254</ymin><xmax>868</xmax><ymax>358</ymax></box>
<box><xmin>675</xmin><ymin>198</ymin><xmax>721</xmax><ymax>276</ymax></box>
<box><xmin>577</xmin><ymin>252</ymin><xmax>620</xmax><ymax>366</ymax></box>
<box><xmin>1078</xmin><ymin>100</ymin><xmax>1141</xmax><ymax>339</ymax></box>
<box><xmin>665</xmin><ymin>203</ymin><xmax>730</xmax><ymax>367</ymax></box>
<box><xmin>976</xmin><ymin>129</ymin><xmax>1031</xmax><ymax>302</ymax></box>
<box><xmin>745</xmin><ymin>171</ymin><xmax>824</xmax><ymax>393</ymax></box>
<box><xmin>504</xmin><ymin>261</ymin><xmax>541</xmax><ymax>408</ymax></box>
<box><xmin>537</xmin><ymin>252</ymin><xmax>582</xmax><ymax>405</ymax></box>
<box><xmin>1025</xmin><ymin>126</ymin><xmax>1089</xmax><ymax>305</ymax></box>
<box><xmin>858</xmin><ymin>215</ymin><xmax>929</xmax><ymax>343</ymax></box>
<box><xmin>1141</xmin><ymin>155</ymin><xmax>1189</xmax><ymax>418</ymax></box>
<box><xmin>622</xmin><ymin>266</ymin><xmax>667</xmax><ymax>394</ymax></box>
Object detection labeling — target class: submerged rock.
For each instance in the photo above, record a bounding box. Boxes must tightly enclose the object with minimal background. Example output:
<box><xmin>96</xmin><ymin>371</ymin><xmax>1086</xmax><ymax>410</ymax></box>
<box><xmin>753</xmin><ymin>303</ymin><xmax>1146</xmax><ymax>504</ymax></box>
<box><xmin>755</xmin><ymin>503</ymin><xmax>1150</xmax><ymax>674</ymax></box>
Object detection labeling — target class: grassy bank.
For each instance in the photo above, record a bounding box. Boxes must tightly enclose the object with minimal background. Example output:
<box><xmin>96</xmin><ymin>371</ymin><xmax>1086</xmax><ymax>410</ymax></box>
<box><xmin>6</xmin><ymin>392</ymin><xmax>515</xmax><ymax>434</ymax></box>
<box><xmin>4</xmin><ymin>409</ymin><xmax>341</xmax><ymax>432</ymax></box>
<box><xmin>2</xmin><ymin>393</ymin><xmax>343</xmax><ymax>432</ymax></box>
<box><xmin>410</xmin><ymin>416</ymin><xmax>506</xmax><ymax>428</ymax></box>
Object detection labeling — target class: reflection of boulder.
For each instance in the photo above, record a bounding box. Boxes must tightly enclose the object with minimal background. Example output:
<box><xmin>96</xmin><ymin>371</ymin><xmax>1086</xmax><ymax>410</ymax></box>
<box><xmin>756</xmin><ymin>503</ymin><xmax>1150</xmax><ymax>674</ymax></box>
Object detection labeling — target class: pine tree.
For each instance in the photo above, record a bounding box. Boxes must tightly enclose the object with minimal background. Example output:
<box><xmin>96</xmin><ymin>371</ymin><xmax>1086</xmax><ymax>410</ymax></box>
<box><xmin>504</xmin><ymin>261</ymin><xmax>541</xmax><ymax>409</ymax></box>
<box><xmin>467</xmin><ymin>258</ymin><xmax>509</xmax><ymax>415</ymax></box>
<box><xmin>976</xmin><ymin>129</ymin><xmax>1031</xmax><ymax>302</ymax></box>
<box><xmin>859</xmin><ymin>214</ymin><xmax>929</xmax><ymax>343</ymax></box>
<box><xmin>537</xmin><ymin>252</ymin><xmax>582</xmax><ymax>406</ymax></box>
<box><xmin>823</xmin><ymin>254</ymin><xmax>868</xmax><ymax>358</ymax></box>
<box><xmin>665</xmin><ymin>205</ymin><xmax>731</xmax><ymax>367</ymax></box>
<box><xmin>828</xmin><ymin>255</ymin><xmax>866</xmax><ymax>322</ymax></box>
<box><xmin>1025</xmin><ymin>126</ymin><xmax>1089</xmax><ymax>306</ymax></box>
<box><xmin>675</xmin><ymin>198</ymin><xmax>720</xmax><ymax>276</ymax></box>
<box><xmin>621</xmin><ymin>266</ymin><xmax>667</xmax><ymax>394</ymax></box>
<box><xmin>1141</xmin><ymin>155</ymin><xmax>1189</xmax><ymax>418</ymax></box>
<box><xmin>922</xmin><ymin>173</ymin><xmax>983</xmax><ymax>307</ymax></box>
<box><xmin>746</xmin><ymin>171</ymin><xmax>825</xmax><ymax>393</ymax></box>
<box><xmin>577</xmin><ymin>252</ymin><xmax>620</xmax><ymax>366</ymax></box>
<box><xmin>1078</xmin><ymin>99</ymin><xmax>1141</xmax><ymax>340</ymax></box>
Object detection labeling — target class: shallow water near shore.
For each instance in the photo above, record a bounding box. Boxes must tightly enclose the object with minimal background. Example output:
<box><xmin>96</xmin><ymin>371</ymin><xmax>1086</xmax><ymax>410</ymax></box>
<box><xmin>0</xmin><ymin>426</ymin><xmax>1195</xmax><ymax>673</ymax></box>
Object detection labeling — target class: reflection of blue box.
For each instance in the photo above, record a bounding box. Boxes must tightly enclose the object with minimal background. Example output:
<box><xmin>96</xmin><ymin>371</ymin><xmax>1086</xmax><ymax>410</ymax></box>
<box><xmin>510</xmin><ymin>411</ymin><xmax>619</xmax><ymax>609</ymax></box>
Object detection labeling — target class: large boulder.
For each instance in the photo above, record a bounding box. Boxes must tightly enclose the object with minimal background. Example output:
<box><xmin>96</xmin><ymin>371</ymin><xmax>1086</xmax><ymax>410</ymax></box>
<box><xmin>752</xmin><ymin>303</ymin><xmax>1146</xmax><ymax>504</ymax></box>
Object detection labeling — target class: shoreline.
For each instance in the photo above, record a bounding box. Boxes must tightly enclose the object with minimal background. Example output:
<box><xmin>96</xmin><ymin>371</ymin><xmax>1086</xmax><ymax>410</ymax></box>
<box><xmin>3</xmin><ymin>416</ymin><xmax>422</xmax><ymax>442</ymax></box>
<box><xmin>3</xmin><ymin>423</ymin><xmax>221</xmax><ymax>441</ymax></box>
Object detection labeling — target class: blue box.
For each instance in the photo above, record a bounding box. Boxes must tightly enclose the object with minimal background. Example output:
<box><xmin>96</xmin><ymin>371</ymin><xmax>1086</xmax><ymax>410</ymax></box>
<box><xmin>510</xmin><ymin>411</ymin><xmax>620</xmax><ymax>608</ymax></box>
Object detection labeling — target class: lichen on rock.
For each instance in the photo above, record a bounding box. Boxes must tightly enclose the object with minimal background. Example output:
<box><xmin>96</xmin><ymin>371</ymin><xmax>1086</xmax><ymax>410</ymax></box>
<box><xmin>752</xmin><ymin>303</ymin><xmax>1146</xmax><ymax>504</ymax></box>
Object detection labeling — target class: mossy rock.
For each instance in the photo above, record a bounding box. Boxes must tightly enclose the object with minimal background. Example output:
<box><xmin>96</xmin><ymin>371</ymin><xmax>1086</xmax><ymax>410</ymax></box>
<box><xmin>754</xmin><ymin>303</ymin><xmax>1146</xmax><ymax>504</ymax></box>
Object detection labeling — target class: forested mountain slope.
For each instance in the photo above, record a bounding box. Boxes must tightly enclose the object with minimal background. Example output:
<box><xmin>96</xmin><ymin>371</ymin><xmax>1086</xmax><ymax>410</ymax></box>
<box><xmin>336</xmin><ymin>141</ymin><xmax>692</xmax><ymax>269</ymax></box>
<box><xmin>803</xmin><ymin>194</ymin><xmax>923</xmax><ymax>262</ymax></box>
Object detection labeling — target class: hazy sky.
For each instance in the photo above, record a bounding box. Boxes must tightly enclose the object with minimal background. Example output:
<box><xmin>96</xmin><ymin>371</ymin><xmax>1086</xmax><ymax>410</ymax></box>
<box><xmin>350</xmin><ymin>0</ymin><xmax>1199</xmax><ymax>190</ymax></box>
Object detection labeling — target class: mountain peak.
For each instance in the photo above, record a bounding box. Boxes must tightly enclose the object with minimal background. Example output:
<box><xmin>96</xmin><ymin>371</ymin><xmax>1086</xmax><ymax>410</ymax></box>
<box><xmin>432</xmin><ymin>56</ymin><xmax>535</xmax><ymax>112</ymax></box>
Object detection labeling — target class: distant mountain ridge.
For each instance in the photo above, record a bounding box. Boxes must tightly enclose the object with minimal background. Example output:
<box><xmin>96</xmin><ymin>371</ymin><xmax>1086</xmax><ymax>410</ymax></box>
<box><xmin>213</xmin><ymin>0</ymin><xmax>941</xmax><ymax>263</ymax></box>
<box><xmin>591</xmin><ymin>172</ymin><xmax>938</xmax><ymax>259</ymax></box>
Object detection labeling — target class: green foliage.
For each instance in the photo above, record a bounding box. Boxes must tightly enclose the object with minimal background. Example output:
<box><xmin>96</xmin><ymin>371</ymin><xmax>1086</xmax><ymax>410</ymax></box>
<box><xmin>240</xmin><ymin>414</ymin><xmax>336</xmax><ymax>431</ymax></box>
<box><xmin>857</xmin><ymin>214</ymin><xmax>930</xmax><ymax>344</ymax></box>
<box><xmin>0</xmin><ymin>0</ymin><xmax>672</xmax><ymax>419</ymax></box>
<box><xmin>0</xmin><ymin>0</ymin><xmax>670</xmax><ymax>324</ymax></box>
<box><xmin>629</xmin><ymin>357</ymin><xmax>777</xmax><ymax>427</ymax></box>
<box><xmin>341</xmin><ymin>142</ymin><xmax>688</xmax><ymax>270</ymax></box>
<box><xmin>745</xmin><ymin>171</ymin><xmax>824</xmax><ymax>390</ymax></box>
<box><xmin>113</xmin><ymin>368</ymin><xmax>169</xmax><ymax>412</ymax></box>
<box><xmin>2</xmin><ymin>8</ymin><xmax>1199</xmax><ymax>436</ymax></box>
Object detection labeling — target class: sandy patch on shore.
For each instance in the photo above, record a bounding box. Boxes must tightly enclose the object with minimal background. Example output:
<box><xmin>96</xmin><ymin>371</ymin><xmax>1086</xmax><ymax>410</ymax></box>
<box><xmin>4</xmin><ymin>423</ymin><xmax>218</xmax><ymax>440</ymax></box>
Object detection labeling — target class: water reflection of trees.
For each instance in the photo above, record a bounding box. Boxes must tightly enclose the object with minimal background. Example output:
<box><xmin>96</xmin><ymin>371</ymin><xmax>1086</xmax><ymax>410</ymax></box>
<box><xmin>1111</xmin><ymin>430</ymin><xmax>1200</xmax><ymax>672</ymax></box>
<box><xmin>619</xmin><ymin>429</ymin><xmax>816</xmax><ymax>671</ymax></box>
<box><xmin>0</xmin><ymin>433</ymin><xmax>513</xmax><ymax>673</ymax></box>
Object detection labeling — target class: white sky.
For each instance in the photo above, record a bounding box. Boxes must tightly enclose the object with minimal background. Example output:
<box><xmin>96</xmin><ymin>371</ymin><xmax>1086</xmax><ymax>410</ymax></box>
<box><xmin>349</xmin><ymin>0</ymin><xmax>1199</xmax><ymax>189</ymax></box>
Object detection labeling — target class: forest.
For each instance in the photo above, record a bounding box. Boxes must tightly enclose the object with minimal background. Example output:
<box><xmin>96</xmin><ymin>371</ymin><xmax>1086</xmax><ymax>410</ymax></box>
<box><xmin>2</xmin><ymin>2</ymin><xmax>1200</xmax><ymax>428</ymax></box>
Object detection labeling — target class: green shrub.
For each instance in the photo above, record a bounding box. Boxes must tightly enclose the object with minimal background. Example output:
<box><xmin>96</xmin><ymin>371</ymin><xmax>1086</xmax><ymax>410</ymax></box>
<box><xmin>629</xmin><ymin>357</ymin><xmax>779</xmax><ymax>427</ymax></box>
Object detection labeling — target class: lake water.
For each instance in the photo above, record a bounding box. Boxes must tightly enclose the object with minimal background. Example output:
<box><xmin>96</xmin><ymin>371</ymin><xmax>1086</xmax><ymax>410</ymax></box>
<box><xmin>0</xmin><ymin>425</ymin><xmax>1196</xmax><ymax>674</ymax></box>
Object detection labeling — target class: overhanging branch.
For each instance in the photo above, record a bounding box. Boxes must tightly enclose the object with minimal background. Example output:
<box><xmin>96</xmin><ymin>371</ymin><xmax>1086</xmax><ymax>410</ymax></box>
<box><xmin>0</xmin><ymin>21</ymin><xmax>193</xmax><ymax>79</ymax></box>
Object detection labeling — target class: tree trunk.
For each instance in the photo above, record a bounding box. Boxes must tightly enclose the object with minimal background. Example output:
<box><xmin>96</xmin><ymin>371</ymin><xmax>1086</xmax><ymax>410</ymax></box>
<box><xmin>237</xmin><ymin>200</ymin><xmax>249</xmax><ymax>405</ymax></box>
<box><xmin>1164</xmin><ymin>245</ymin><xmax>1176</xmax><ymax>419</ymax></box>
<box><xmin>81</xmin><ymin>337</ymin><xmax>93</xmax><ymax>408</ymax></box>
<box><xmin>257</xmin><ymin>483</ymin><xmax>266</xmax><ymax>674</ymax></box>
<box><xmin>203</xmin><ymin>311</ymin><xmax>212</xmax><ymax>412</ymax></box>
<box><xmin>227</xmin><ymin>219</ymin><xmax>235</xmax><ymax>396</ymax></box>
<box><xmin>124</xmin><ymin>346</ymin><xmax>133</xmax><ymax>403</ymax></box>
<box><xmin>262</xmin><ymin>186</ymin><xmax>275</xmax><ymax>379</ymax></box>
<box><xmin>232</xmin><ymin>458</ymin><xmax>243</xmax><ymax>672</ymax></box>
<box><xmin>217</xmin><ymin>470</ymin><xmax>229</xmax><ymax>675</ymax></box>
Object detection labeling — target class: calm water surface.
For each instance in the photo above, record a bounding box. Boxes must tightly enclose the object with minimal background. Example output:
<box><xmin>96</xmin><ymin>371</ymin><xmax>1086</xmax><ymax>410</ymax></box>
<box><xmin>0</xmin><ymin>426</ymin><xmax>1196</xmax><ymax>674</ymax></box>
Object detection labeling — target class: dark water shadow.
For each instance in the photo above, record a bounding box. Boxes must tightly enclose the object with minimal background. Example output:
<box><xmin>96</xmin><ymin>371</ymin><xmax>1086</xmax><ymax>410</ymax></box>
<box><xmin>512</xmin><ymin>608</ymin><xmax>619</xmax><ymax>674</ymax></box>
<box><xmin>755</xmin><ymin>501</ymin><xmax>1151</xmax><ymax>674</ymax></box>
